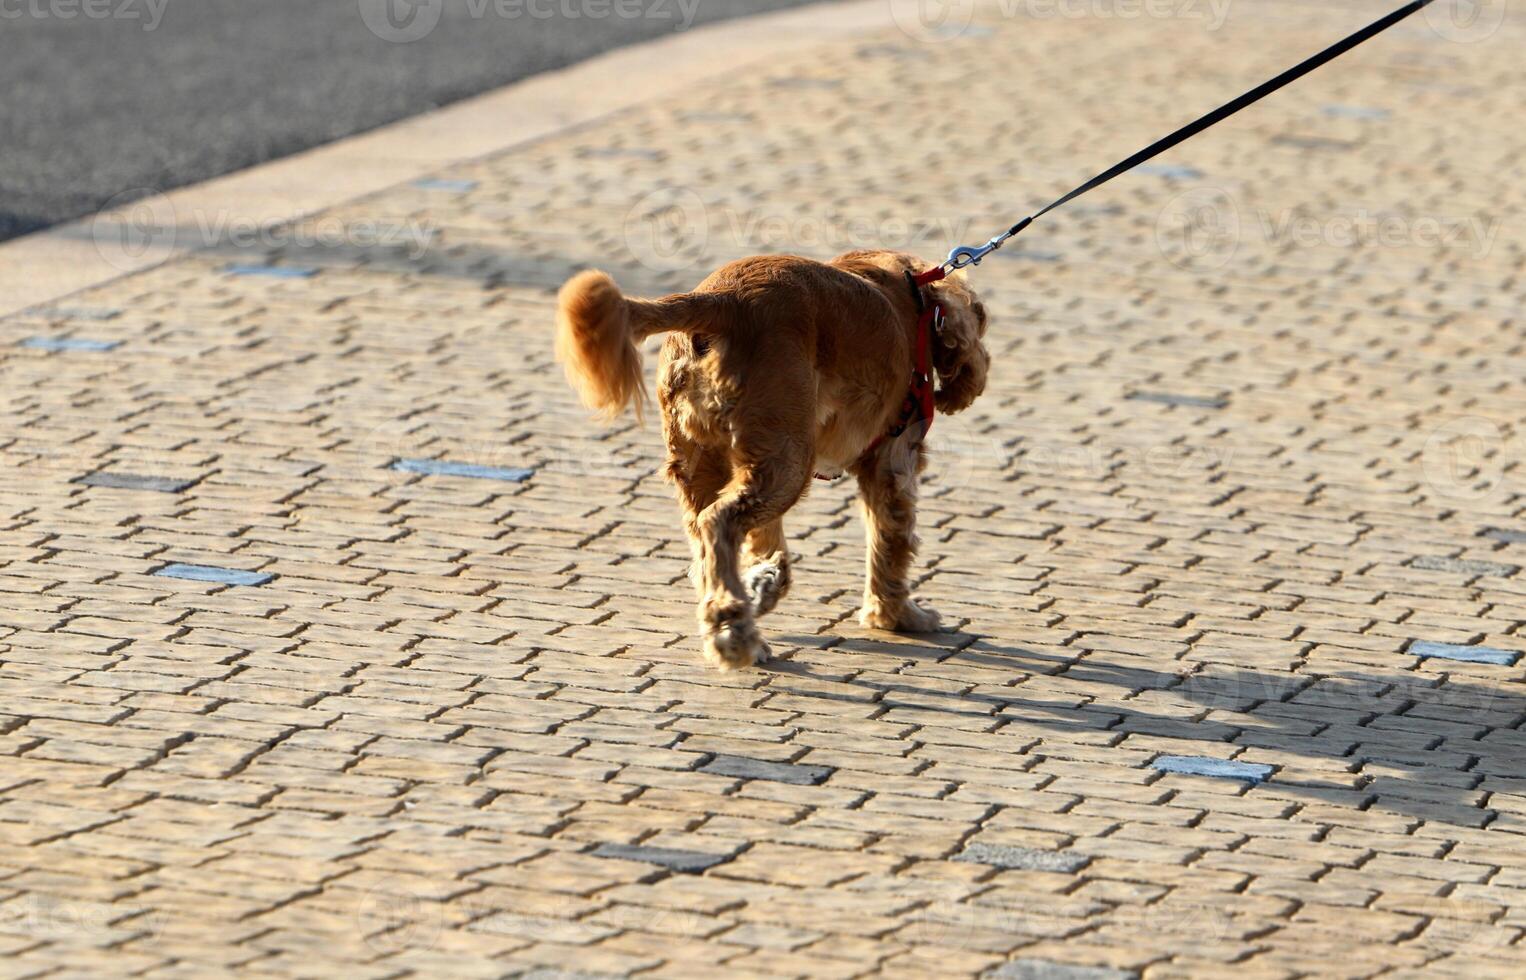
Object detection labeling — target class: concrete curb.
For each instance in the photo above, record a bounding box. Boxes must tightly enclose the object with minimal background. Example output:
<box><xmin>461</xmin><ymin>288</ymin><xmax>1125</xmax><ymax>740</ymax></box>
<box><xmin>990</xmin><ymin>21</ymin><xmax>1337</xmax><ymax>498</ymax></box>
<box><xmin>0</xmin><ymin>0</ymin><xmax>900</xmax><ymax>320</ymax></box>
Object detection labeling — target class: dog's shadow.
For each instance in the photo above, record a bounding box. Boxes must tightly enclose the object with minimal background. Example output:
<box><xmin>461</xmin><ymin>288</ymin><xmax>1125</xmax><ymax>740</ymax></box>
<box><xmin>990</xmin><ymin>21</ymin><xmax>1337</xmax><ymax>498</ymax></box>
<box><xmin>760</xmin><ymin>630</ymin><xmax>1526</xmax><ymax>832</ymax></box>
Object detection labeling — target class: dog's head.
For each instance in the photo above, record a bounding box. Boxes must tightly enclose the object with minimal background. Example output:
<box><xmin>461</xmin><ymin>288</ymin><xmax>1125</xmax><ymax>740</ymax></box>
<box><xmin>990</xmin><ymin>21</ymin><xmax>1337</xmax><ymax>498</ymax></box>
<box><xmin>833</xmin><ymin>249</ymin><xmax>992</xmax><ymax>415</ymax></box>
<box><xmin>926</xmin><ymin>269</ymin><xmax>990</xmax><ymax>415</ymax></box>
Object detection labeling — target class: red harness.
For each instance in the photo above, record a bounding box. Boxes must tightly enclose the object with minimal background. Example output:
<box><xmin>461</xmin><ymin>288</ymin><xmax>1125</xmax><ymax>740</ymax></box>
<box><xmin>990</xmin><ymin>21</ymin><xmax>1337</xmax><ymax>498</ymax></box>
<box><xmin>817</xmin><ymin>267</ymin><xmax>945</xmax><ymax>480</ymax></box>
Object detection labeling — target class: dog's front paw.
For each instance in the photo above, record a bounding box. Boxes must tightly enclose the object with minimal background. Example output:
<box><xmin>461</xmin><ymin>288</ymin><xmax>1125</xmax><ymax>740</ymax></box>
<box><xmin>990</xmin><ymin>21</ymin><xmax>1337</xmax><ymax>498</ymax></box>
<box><xmin>744</xmin><ymin>560</ymin><xmax>786</xmax><ymax>616</ymax></box>
<box><xmin>701</xmin><ymin>603</ymin><xmax>770</xmax><ymax>671</ymax></box>
<box><xmin>860</xmin><ymin>597</ymin><xmax>942</xmax><ymax>634</ymax></box>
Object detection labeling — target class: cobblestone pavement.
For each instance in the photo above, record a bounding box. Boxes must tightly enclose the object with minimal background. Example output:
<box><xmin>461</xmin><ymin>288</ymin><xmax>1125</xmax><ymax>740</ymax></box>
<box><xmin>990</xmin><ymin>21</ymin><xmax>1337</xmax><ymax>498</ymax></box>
<box><xmin>3</xmin><ymin>1</ymin><xmax>1526</xmax><ymax>976</ymax></box>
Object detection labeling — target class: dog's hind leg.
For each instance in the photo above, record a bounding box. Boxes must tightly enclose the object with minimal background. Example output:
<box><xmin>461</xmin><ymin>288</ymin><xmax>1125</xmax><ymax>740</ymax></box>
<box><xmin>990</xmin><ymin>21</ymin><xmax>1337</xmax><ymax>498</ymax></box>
<box><xmin>854</xmin><ymin>443</ymin><xmax>941</xmax><ymax>633</ymax></box>
<box><xmin>743</xmin><ymin>519</ymin><xmax>791</xmax><ymax>617</ymax></box>
<box><xmin>693</xmin><ymin>451</ymin><xmax>809</xmax><ymax>670</ymax></box>
<box><xmin>670</xmin><ymin>446</ymin><xmax>731</xmax><ymax>599</ymax></box>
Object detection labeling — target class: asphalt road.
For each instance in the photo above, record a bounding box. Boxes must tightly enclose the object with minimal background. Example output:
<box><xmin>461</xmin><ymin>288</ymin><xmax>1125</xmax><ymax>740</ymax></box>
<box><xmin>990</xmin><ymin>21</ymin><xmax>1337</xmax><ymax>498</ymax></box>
<box><xmin>0</xmin><ymin>0</ymin><xmax>817</xmax><ymax>242</ymax></box>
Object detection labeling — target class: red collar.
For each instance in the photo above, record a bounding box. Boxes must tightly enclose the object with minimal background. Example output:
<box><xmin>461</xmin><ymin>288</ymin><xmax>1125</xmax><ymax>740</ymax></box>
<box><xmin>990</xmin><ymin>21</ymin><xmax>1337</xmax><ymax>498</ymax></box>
<box><xmin>817</xmin><ymin>267</ymin><xmax>944</xmax><ymax>481</ymax></box>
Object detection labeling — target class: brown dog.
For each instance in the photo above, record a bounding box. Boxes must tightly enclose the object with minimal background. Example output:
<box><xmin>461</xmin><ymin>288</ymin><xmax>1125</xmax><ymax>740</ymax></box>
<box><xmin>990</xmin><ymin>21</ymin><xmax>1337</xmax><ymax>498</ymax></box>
<box><xmin>555</xmin><ymin>250</ymin><xmax>990</xmax><ymax>670</ymax></box>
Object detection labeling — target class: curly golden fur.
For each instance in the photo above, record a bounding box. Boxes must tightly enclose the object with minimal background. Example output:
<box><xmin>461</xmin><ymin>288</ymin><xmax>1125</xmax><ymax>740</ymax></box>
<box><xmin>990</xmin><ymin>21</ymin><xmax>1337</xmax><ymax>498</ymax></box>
<box><xmin>556</xmin><ymin>250</ymin><xmax>990</xmax><ymax>670</ymax></box>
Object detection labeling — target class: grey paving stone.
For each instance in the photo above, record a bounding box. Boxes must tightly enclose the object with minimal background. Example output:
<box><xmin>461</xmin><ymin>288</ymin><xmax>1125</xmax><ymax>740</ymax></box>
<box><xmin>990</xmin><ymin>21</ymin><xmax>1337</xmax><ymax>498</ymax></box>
<box><xmin>996</xmin><ymin>248</ymin><xmax>1063</xmax><ymax>263</ymax></box>
<box><xmin>954</xmin><ymin>843</ymin><xmax>1090</xmax><ymax>873</ymax></box>
<box><xmin>1410</xmin><ymin>555</ymin><xmax>1519</xmax><ymax>577</ymax></box>
<box><xmin>590</xmin><ymin>842</ymin><xmax>732</xmax><ymax>873</ymax></box>
<box><xmin>1152</xmin><ymin>755</ymin><xmax>1273</xmax><ymax>784</ymax></box>
<box><xmin>1321</xmin><ymin>104</ymin><xmax>1391</xmax><ymax>120</ymax></box>
<box><xmin>580</xmin><ymin>146</ymin><xmax>662</xmax><ymax>160</ymax></box>
<box><xmin>1125</xmin><ymin>391</ymin><xmax>1228</xmax><ymax>409</ymax></box>
<box><xmin>154</xmin><ymin>564</ymin><xmax>274</xmax><ymax>587</ymax></box>
<box><xmin>21</xmin><ymin>336</ymin><xmax>120</xmax><ymax>352</ymax></box>
<box><xmin>391</xmin><ymin>458</ymin><xmax>534</xmax><ymax>482</ymax></box>
<box><xmin>413</xmin><ymin>177</ymin><xmax>478</xmax><ymax>192</ymax></box>
<box><xmin>76</xmin><ymin>472</ymin><xmax>196</xmax><ymax>493</ymax></box>
<box><xmin>987</xmin><ymin>960</ymin><xmax>1136</xmax><ymax>980</ymax></box>
<box><xmin>700</xmin><ymin>755</ymin><xmax>832</xmax><ymax>785</ymax></box>
<box><xmin>1137</xmin><ymin>162</ymin><xmax>1203</xmax><ymax>179</ymax></box>
<box><xmin>768</xmin><ymin>76</ymin><xmax>844</xmax><ymax>89</ymax></box>
<box><xmin>1410</xmin><ymin>641</ymin><xmax>1519</xmax><ymax>667</ymax></box>
<box><xmin>41</xmin><ymin>306</ymin><xmax>122</xmax><ymax>321</ymax></box>
<box><xmin>1481</xmin><ymin>527</ymin><xmax>1526</xmax><ymax>544</ymax></box>
<box><xmin>1271</xmin><ymin>134</ymin><xmax>1354</xmax><ymax>151</ymax></box>
<box><xmin>224</xmin><ymin>264</ymin><xmax>317</xmax><ymax>278</ymax></box>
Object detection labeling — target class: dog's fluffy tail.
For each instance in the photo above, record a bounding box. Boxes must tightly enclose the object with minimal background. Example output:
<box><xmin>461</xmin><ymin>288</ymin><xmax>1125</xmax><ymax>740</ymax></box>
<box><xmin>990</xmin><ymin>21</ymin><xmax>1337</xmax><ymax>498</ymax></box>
<box><xmin>555</xmin><ymin>270</ymin><xmax>716</xmax><ymax>421</ymax></box>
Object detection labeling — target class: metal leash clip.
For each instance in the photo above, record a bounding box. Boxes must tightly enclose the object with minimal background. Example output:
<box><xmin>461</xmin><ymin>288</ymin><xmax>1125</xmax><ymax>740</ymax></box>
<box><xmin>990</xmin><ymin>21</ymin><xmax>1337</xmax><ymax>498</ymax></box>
<box><xmin>942</xmin><ymin>235</ymin><xmax>1007</xmax><ymax>272</ymax></box>
<box><xmin>942</xmin><ymin>217</ymin><xmax>1032</xmax><ymax>272</ymax></box>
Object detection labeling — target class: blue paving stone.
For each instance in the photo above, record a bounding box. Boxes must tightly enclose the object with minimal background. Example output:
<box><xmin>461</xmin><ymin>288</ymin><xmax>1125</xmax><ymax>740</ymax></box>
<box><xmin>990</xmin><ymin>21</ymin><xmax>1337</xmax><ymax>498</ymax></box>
<box><xmin>1409</xmin><ymin>555</ymin><xmax>1519</xmax><ymax>578</ymax></box>
<box><xmin>987</xmin><ymin>961</ymin><xmax>1136</xmax><ymax>980</ymax></box>
<box><xmin>1126</xmin><ymin>391</ymin><xmax>1228</xmax><ymax>410</ymax></box>
<box><xmin>412</xmin><ymin>178</ymin><xmax>478</xmax><ymax>192</ymax></box>
<box><xmin>155</xmin><ymin>564</ymin><xmax>274</xmax><ymax>587</ymax></box>
<box><xmin>1322</xmin><ymin>104</ymin><xmax>1391</xmax><ymax>120</ymax></box>
<box><xmin>590</xmin><ymin>843</ymin><xmax>732</xmax><ymax>874</ymax></box>
<box><xmin>954</xmin><ymin>843</ymin><xmax>1089</xmax><ymax>873</ymax></box>
<box><xmin>700</xmin><ymin>755</ymin><xmax>832</xmax><ymax>785</ymax></box>
<box><xmin>224</xmin><ymin>264</ymin><xmax>318</xmax><ymax>279</ymax></box>
<box><xmin>1137</xmin><ymin>163</ymin><xmax>1203</xmax><ymax>180</ymax></box>
<box><xmin>1152</xmin><ymin>756</ymin><xmax>1273</xmax><ymax>784</ymax></box>
<box><xmin>1481</xmin><ymin>527</ymin><xmax>1526</xmax><ymax>544</ymax></box>
<box><xmin>1410</xmin><ymin>641</ymin><xmax>1519</xmax><ymax>667</ymax></box>
<box><xmin>76</xmin><ymin>472</ymin><xmax>195</xmax><ymax>493</ymax></box>
<box><xmin>20</xmin><ymin>336</ymin><xmax>120</xmax><ymax>352</ymax></box>
<box><xmin>390</xmin><ymin>458</ymin><xmax>533</xmax><ymax>482</ymax></box>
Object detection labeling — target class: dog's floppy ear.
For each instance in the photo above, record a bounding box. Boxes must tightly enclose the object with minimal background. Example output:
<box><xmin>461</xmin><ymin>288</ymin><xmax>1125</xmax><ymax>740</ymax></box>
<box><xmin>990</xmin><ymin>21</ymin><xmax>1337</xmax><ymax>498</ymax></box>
<box><xmin>929</xmin><ymin>276</ymin><xmax>989</xmax><ymax>415</ymax></box>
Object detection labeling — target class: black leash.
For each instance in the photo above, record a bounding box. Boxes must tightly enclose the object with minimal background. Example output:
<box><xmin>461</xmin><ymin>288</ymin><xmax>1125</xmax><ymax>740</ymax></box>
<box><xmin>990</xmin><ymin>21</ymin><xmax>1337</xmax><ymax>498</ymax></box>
<box><xmin>936</xmin><ymin>0</ymin><xmax>1440</xmax><ymax>273</ymax></box>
